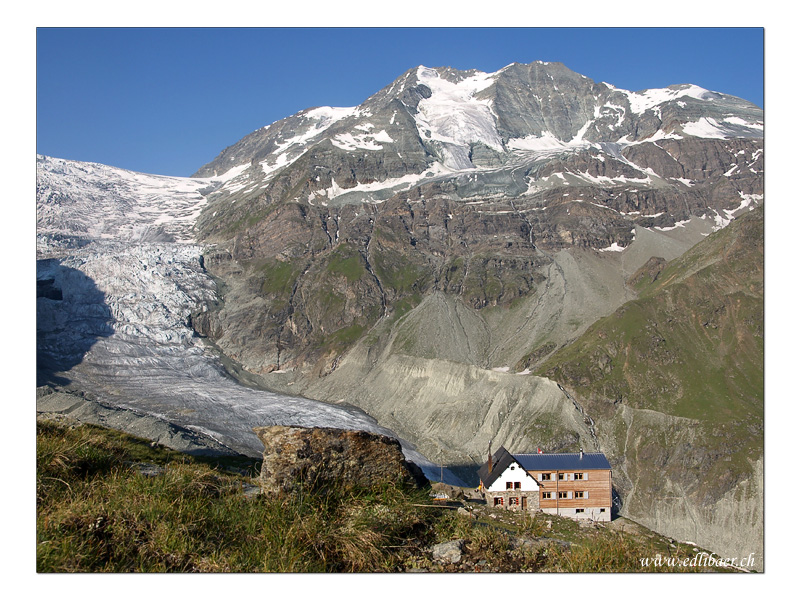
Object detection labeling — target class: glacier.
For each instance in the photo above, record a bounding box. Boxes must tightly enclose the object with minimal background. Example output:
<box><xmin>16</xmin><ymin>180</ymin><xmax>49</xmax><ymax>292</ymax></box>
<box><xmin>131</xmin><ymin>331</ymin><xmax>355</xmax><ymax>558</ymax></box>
<box><xmin>36</xmin><ymin>155</ymin><xmax>456</xmax><ymax>483</ymax></box>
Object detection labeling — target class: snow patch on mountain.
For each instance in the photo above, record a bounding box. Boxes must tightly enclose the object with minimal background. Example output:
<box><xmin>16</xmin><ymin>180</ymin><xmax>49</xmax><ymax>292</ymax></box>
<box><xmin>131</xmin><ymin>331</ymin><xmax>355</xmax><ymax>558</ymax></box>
<box><xmin>599</xmin><ymin>102</ymin><xmax>627</xmax><ymax>128</ymax></box>
<box><xmin>508</xmin><ymin>131</ymin><xmax>591</xmax><ymax>157</ymax></box>
<box><xmin>619</xmin><ymin>129</ymin><xmax>683</xmax><ymax>145</ymax></box>
<box><xmin>214</xmin><ymin>162</ymin><xmax>251</xmax><ymax>181</ymax></box>
<box><xmin>654</xmin><ymin>218</ymin><xmax>692</xmax><ymax>232</ymax></box>
<box><xmin>681</xmin><ymin>117</ymin><xmax>733</xmax><ymax>139</ymax></box>
<box><xmin>265</xmin><ymin>106</ymin><xmax>359</xmax><ymax>159</ymax></box>
<box><xmin>317</xmin><ymin>162</ymin><xmax>449</xmax><ymax>204</ymax></box>
<box><xmin>210</xmin><ymin>105</ymin><xmax>364</xmax><ymax>197</ymax></box>
<box><xmin>414</xmin><ymin>66</ymin><xmax>503</xmax><ymax>167</ymax></box>
<box><xmin>270</xmin><ymin>105</ymin><xmax>356</xmax><ymax>138</ymax></box>
<box><xmin>700</xmin><ymin>195</ymin><xmax>763</xmax><ymax>231</ymax></box>
<box><xmin>332</xmin><ymin>129</ymin><xmax>393</xmax><ymax>151</ymax></box>
<box><xmin>598</xmin><ymin>242</ymin><xmax>627</xmax><ymax>252</ymax></box>
<box><xmin>681</xmin><ymin>116</ymin><xmax>763</xmax><ymax>139</ymax></box>
<box><xmin>260</xmin><ymin>151</ymin><xmax>299</xmax><ymax>179</ymax></box>
<box><xmin>623</xmin><ymin>84</ymin><xmax>716</xmax><ymax>115</ymax></box>
<box><xmin>724</xmin><ymin>116</ymin><xmax>763</xmax><ymax>130</ymax></box>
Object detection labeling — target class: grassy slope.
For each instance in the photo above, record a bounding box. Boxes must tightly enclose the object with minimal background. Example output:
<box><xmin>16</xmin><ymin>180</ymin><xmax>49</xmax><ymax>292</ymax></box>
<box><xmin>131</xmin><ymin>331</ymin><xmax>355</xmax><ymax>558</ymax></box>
<box><xmin>535</xmin><ymin>207</ymin><xmax>763</xmax><ymax>501</ymax></box>
<box><xmin>538</xmin><ymin>207</ymin><xmax>762</xmax><ymax>419</ymax></box>
<box><xmin>37</xmin><ymin>419</ymin><xmax>742</xmax><ymax>573</ymax></box>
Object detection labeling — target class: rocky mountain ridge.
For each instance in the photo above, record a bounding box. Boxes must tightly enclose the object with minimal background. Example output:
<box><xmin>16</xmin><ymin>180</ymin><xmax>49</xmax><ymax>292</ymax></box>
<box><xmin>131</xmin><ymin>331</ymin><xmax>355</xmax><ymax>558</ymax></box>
<box><xmin>188</xmin><ymin>60</ymin><xmax>762</xmax><ymax>376</ymax></box>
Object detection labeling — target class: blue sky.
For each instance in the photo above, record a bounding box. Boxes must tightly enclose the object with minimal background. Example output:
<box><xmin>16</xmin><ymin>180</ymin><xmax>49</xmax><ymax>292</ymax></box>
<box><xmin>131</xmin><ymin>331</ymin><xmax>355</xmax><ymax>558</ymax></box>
<box><xmin>36</xmin><ymin>27</ymin><xmax>764</xmax><ymax>177</ymax></box>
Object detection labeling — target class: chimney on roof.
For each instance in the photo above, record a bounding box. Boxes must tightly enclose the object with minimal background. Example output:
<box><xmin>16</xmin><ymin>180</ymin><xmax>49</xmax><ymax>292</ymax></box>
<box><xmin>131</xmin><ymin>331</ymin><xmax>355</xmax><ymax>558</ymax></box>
<box><xmin>488</xmin><ymin>442</ymin><xmax>493</xmax><ymax>474</ymax></box>
<box><xmin>580</xmin><ymin>448</ymin><xmax>584</xmax><ymax>459</ymax></box>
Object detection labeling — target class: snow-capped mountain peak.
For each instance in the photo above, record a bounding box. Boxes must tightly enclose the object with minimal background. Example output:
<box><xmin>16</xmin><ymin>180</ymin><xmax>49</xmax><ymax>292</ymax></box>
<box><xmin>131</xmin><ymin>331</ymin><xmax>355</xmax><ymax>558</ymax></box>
<box><xmin>191</xmin><ymin>60</ymin><xmax>763</xmax><ymax>217</ymax></box>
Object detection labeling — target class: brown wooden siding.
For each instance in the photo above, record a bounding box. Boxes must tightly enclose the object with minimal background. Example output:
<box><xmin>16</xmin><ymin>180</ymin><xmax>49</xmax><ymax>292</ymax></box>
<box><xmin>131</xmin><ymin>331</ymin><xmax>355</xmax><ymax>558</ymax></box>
<box><xmin>530</xmin><ymin>469</ymin><xmax>612</xmax><ymax>511</ymax></box>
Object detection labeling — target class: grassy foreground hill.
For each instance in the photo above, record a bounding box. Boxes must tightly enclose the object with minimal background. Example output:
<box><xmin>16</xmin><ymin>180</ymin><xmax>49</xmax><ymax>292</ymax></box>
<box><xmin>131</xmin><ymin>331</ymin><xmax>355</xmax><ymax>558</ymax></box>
<box><xmin>37</xmin><ymin>418</ymin><xmax>744</xmax><ymax>573</ymax></box>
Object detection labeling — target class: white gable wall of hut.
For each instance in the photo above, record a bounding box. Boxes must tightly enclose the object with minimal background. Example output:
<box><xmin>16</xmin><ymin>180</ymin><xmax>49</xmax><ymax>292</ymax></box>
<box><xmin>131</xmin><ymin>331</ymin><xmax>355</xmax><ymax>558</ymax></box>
<box><xmin>485</xmin><ymin>462</ymin><xmax>540</xmax><ymax>492</ymax></box>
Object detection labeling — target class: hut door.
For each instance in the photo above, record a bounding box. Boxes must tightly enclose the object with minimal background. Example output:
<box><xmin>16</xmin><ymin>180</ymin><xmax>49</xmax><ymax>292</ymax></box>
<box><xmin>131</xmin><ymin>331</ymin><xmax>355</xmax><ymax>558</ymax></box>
<box><xmin>522</xmin><ymin>496</ymin><xmax>527</xmax><ymax>510</ymax></box>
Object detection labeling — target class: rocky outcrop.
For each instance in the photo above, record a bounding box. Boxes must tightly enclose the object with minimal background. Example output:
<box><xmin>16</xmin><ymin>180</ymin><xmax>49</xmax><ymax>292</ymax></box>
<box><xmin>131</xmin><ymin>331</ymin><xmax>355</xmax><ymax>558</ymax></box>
<box><xmin>431</xmin><ymin>540</ymin><xmax>465</xmax><ymax>564</ymax></box>
<box><xmin>254</xmin><ymin>425</ymin><xmax>427</xmax><ymax>494</ymax></box>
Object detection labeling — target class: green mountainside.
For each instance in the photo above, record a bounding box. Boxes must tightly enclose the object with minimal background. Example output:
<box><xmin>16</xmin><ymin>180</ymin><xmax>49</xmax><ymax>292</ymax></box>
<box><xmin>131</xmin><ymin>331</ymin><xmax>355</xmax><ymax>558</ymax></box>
<box><xmin>534</xmin><ymin>207</ymin><xmax>763</xmax><ymax>558</ymax></box>
<box><xmin>538</xmin><ymin>205</ymin><xmax>763</xmax><ymax>424</ymax></box>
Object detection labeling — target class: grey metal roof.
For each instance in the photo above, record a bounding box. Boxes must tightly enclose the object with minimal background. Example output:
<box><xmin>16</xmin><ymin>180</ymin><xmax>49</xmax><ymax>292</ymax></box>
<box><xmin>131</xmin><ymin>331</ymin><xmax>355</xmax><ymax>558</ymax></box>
<box><xmin>477</xmin><ymin>446</ymin><xmax>516</xmax><ymax>489</ymax></box>
<box><xmin>514</xmin><ymin>452</ymin><xmax>611</xmax><ymax>472</ymax></box>
<box><xmin>478</xmin><ymin>448</ymin><xmax>611</xmax><ymax>488</ymax></box>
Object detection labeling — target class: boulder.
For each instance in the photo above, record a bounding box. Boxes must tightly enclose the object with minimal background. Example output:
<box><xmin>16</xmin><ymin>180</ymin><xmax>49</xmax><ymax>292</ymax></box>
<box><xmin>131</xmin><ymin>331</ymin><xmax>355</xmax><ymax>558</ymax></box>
<box><xmin>253</xmin><ymin>425</ymin><xmax>427</xmax><ymax>495</ymax></box>
<box><xmin>431</xmin><ymin>539</ymin><xmax>465</xmax><ymax>564</ymax></box>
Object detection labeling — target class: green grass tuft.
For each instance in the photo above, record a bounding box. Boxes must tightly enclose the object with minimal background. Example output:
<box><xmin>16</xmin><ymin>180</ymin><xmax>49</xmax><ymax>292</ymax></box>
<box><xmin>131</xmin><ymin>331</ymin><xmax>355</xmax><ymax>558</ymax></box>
<box><xmin>325</xmin><ymin>244</ymin><xmax>366</xmax><ymax>283</ymax></box>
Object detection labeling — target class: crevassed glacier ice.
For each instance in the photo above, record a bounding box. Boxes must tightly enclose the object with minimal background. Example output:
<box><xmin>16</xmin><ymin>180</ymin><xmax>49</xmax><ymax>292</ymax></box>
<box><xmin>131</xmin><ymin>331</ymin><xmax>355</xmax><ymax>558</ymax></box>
<box><xmin>36</xmin><ymin>155</ymin><xmax>456</xmax><ymax>483</ymax></box>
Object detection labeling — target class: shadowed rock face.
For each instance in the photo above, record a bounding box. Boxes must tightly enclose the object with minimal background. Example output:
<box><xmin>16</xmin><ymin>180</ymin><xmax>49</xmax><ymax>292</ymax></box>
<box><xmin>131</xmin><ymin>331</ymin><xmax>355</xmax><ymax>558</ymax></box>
<box><xmin>254</xmin><ymin>425</ymin><xmax>428</xmax><ymax>494</ymax></box>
